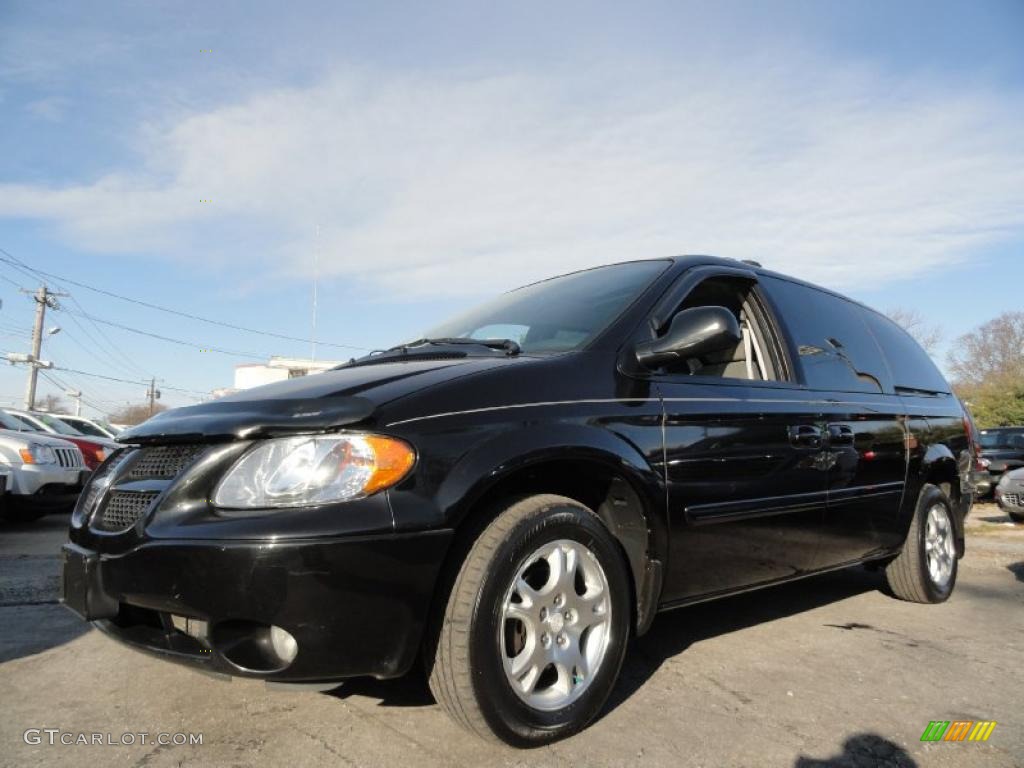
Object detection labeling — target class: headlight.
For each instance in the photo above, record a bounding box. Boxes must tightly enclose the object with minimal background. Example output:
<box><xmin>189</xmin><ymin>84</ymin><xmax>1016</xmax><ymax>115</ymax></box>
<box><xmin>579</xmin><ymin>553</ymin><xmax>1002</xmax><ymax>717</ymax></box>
<box><xmin>978</xmin><ymin>457</ymin><xmax>991</xmax><ymax>469</ymax></box>
<box><xmin>19</xmin><ymin>444</ymin><xmax>57</xmax><ymax>465</ymax></box>
<box><xmin>213</xmin><ymin>434</ymin><xmax>415</xmax><ymax>509</ymax></box>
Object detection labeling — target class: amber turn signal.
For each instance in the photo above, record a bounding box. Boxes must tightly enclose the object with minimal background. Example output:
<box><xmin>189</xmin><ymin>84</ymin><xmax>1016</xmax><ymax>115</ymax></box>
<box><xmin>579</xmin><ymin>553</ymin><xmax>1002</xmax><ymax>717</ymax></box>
<box><xmin>362</xmin><ymin>436</ymin><xmax>416</xmax><ymax>494</ymax></box>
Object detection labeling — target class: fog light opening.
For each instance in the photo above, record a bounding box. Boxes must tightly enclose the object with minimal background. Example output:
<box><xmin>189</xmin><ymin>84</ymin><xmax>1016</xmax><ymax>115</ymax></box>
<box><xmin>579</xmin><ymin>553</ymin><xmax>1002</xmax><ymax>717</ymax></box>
<box><xmin>270</xmin><ymin>625</ymin><xmax>298</xmax><ymax>664</ymax></box>
<box><xmin>211</xmin><ymin>620</ymin><xmax>299</xmax><ymax>673</ymax></box>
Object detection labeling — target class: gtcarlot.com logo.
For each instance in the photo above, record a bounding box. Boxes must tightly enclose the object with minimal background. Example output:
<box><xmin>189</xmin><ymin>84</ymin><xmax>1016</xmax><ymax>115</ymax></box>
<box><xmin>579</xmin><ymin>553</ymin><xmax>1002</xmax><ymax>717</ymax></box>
<box><xmin>23</xmin><ymin>729</ymin><xmax>203</xmax><ymax>747</ymax></box>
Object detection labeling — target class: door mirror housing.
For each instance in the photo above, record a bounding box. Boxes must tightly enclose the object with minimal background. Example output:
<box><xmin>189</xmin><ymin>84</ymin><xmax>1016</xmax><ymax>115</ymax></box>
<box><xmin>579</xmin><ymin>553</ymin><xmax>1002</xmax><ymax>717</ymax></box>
<box><xmin>635</xmin><ymin>306</ymin><xmax>742</xmax><ymax>369</ymax></box>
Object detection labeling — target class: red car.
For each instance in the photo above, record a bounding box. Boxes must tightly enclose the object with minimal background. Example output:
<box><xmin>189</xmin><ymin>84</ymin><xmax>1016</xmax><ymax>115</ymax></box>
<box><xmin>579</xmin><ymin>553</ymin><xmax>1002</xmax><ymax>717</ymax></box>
<box><xmin>3</xmin><ymin>409</ymin><xmax>118</xmax><ymax>470</ymax></box>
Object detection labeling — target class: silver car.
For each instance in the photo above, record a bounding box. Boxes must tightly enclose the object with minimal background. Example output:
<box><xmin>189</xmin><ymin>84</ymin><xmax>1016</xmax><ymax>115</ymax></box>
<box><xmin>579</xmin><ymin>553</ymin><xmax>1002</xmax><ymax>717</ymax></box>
<box><xmin>994</xmin><ymin>467</ymin><xmax>1024</xmax><ymax>522</ymax></box>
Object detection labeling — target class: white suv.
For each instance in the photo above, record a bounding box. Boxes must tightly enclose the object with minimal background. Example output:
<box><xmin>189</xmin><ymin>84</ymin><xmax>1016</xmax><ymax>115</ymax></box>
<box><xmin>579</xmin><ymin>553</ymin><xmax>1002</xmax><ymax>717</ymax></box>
<box><xmin>0</xmin><ymin>412</ymin><xmax>88</xmax><ymax>522</ymax></box>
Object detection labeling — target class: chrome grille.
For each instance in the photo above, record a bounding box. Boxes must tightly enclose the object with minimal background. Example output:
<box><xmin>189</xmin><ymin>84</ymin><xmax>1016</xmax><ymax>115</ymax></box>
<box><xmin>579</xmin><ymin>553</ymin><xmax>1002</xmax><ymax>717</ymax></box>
<box><xmin>96</xmin><ymin>491</ymin><xmax>159</xmax><ymax>531</ymax></box>
<box><xmin>1002</xmin><ymin>493</ymin><xmax>1022</xmax><ymax>508</ymax></box>
<box><xmin>54</xmin><ymin>446</ymin><xmax>82</xmax><ymax>469</ymax></box>
<box><xmin>127</xmin><ymin>444</ymin><xmax>207</xmax><ymax>479</ymax></box>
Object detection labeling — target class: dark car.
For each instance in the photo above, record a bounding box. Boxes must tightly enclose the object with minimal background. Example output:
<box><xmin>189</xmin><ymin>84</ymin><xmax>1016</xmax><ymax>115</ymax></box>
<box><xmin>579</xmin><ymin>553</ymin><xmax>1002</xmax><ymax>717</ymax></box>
<box><xmin>974</xmin><ymin>427</ymin><xmax>1024</xmax><ymax>496</ymax></box>
<box><xmin>61</xmin><ymin>256</ymin><xmax>975</xmax><ymax>746</ymax></box>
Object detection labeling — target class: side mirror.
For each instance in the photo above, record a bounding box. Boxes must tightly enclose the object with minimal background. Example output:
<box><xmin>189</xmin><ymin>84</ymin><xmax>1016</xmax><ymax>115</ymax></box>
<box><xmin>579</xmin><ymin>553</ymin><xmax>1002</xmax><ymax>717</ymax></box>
<box><xmin>635</xmin><ymin>306</ymin><xmax>742</xmax><ymax>369</ymax></box>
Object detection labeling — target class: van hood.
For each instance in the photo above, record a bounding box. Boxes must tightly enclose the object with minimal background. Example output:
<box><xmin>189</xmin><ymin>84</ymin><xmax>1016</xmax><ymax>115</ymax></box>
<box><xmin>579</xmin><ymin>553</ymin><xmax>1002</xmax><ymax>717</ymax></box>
<box><xmin>119</xmin><ymin>356</ymin><xmax>522</xmax><ymax>444</ymax></box>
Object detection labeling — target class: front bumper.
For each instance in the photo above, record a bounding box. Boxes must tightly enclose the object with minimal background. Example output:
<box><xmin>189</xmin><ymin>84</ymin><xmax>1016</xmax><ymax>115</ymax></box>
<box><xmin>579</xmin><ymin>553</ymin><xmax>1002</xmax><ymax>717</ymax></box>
<box><xmin>995</xmin><ymin>487</ymin><xmax>1024</xmax><ymax>512</ymax></box>
<box><xmin>8</xmin><ymin>464</ymin><xmax>87</xmax><ymax>498</ymax></box>
<box><xmin>62</xmin><ymin>529</ymin><xmax>452</xmax><ymax>682</ymax></box>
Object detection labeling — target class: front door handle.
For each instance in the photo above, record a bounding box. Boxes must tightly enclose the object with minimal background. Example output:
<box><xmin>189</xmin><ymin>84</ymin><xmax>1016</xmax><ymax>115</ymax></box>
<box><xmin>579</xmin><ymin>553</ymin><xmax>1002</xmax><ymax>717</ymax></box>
<box><xmin>827</xmin><ymin>424</ymin><xmax>855</xmax><ymax>445</ymax></box>
<box><xmin>789</xmin><ymin>425</ymin><xmax>823</xmax><ymax>448</ymax></box>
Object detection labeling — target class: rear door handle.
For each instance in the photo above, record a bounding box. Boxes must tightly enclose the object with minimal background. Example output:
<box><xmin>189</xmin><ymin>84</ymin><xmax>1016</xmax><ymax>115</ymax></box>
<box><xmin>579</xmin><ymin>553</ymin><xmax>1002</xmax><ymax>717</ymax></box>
<box><xmin>789</xmin><ymin>425</ymin><xmax>823</xmax><ymax>448</ymax></box>
<box><xmin>827</xmin><ymin>424</ymin><xmax>855</xmax><ymax>445</ymax></box>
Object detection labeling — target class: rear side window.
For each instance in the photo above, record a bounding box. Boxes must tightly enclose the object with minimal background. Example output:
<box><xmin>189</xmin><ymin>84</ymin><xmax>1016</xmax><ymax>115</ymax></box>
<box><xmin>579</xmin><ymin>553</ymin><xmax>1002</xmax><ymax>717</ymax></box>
<box><xmin>761</xmin><ymin>276</ymin><xmax>890</xmax><ymax>394</ymax></box>
<box><xmin>980</xmin><ymin>429</ymin><xmax>1024</xmax><ymax>449</ymax></box>
<box><xmin>860</xmin><ymin>310</ymin><xmax>950</xmax><ymax>394</ymax></box>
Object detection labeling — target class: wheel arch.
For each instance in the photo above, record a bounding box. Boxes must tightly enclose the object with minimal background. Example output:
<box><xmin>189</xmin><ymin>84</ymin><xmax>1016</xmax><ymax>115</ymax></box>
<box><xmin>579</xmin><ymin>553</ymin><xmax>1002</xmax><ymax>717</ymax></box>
<box><xmin>919</xmin><ymin>445</ymin><xmax>965</xmax><ymax>556</ymax></box>
<box><xmin>435</xmin><ymin>425</ymin><xmax>667</xmax><ymax>635</ymax></box>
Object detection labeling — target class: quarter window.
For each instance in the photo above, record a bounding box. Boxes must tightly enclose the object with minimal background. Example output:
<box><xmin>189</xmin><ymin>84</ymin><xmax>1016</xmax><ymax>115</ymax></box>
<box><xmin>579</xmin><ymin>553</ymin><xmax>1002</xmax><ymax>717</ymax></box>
<box><xmin>860</xmin><ymin>309</ymin><xmax>950</xmax><ymax>394</ymax></box>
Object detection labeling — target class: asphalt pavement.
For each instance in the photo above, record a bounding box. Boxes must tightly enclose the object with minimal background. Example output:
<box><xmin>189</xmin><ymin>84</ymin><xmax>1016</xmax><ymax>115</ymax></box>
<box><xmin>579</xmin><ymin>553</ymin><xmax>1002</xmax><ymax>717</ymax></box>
<box><xmin>1</xmin><ymin>508</ymin><xmax>1021</xmax><ymax>767</ymax></box>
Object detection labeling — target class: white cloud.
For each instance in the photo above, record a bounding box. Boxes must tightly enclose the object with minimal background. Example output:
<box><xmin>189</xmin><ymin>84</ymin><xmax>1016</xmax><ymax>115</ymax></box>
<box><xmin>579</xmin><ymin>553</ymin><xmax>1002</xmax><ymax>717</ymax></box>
<box><xmin>2</xmin><ymin>55</ymin><xmax>1023</xmax><ymax>297</ymax></box>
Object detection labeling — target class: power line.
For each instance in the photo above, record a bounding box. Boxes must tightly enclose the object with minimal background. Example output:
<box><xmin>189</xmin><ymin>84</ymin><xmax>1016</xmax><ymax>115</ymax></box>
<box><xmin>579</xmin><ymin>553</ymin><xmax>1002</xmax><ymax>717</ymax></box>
<box><xmin>63</xmin><ymin>291</ymin><xmax>154</xmax><ymax>378</ymax></box>
<box><xmin>0</xmin><ymin>273</ymin><xmax>28</xmax><ymax>291</ymax></box>
<box><xmin>54</xmin><ymin>365</ymin><xmax>207</xmax><ymax>397</ymax></box>
<box><xmin>54</xmin><ymin>304</ymin><xmax>153</xmax><ymax>380</ymax></box>
<box><xmin>0</xmin><ymin>249</ymin><xmax>371</xmax><ymax>352</ymax></box>
<box><xmin>0</xmin><ymin>260</ymin><xmax>153</xmax><ymax>381</ymax></box>
<box><xmin>38</xmin><ymin>370</ymin><xmax>107</xmax><ymax>415</ymax></box>
<box><xmin>61</xmin><ymin>308</ymin><xmax>270</xmax><ymax>360</ymax></box>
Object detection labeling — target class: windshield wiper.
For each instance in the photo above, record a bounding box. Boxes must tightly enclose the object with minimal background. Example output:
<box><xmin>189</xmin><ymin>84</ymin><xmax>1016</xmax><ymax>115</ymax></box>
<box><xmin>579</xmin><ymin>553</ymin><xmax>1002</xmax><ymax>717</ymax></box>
<box><xmin>388</xmin><ymin>337</ymin><xmax>521</xmax><ymax>356</ymax></box>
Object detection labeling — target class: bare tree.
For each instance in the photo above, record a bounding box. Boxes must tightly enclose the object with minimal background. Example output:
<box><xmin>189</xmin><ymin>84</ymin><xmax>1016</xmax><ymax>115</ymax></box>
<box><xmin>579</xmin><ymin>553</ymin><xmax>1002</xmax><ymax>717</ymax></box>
<box><xmin>948</xmin><ymin>311</ymin><xmax>1024</xmax><ymax>387</ymax></box>
<box><xmin>109</xmin><ymin>402</ymin><xmax>168</xmax><ymax>426</ymax></box>
<box><xmin>36</xmin><ymin>393</ymin><xmax>68</xmax><ymax>413</ymax></box>
<box><xmin>886</xmin><ymin>308</ymin><xmax>943</xmax><ymax>356</ymax></box>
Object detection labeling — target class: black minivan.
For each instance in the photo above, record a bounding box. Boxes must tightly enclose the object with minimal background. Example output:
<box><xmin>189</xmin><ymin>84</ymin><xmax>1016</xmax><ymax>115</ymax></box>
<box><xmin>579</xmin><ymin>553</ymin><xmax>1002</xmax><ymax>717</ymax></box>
<box><xmin>62</xmin><ymin>256</ymin><xmax>975</xmax><ymax>746</ymax></box>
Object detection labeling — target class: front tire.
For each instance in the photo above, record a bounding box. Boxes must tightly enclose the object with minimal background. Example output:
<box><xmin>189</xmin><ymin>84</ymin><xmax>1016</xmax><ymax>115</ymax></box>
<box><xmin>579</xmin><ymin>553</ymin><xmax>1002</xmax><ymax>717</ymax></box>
<box><xmin>1007</xmin><ymin>509</ymin><xmax>1024</xmax><ymax>523</ymax></box>
<box><xmin>426</xmin><ymin>494</ymin><xmax>631</xmax><ymax>746</ymax></box>
<box><xmin>885</xmin><ymin>485</ymin><xmax>958</xmax><ymax>603</ymax></box>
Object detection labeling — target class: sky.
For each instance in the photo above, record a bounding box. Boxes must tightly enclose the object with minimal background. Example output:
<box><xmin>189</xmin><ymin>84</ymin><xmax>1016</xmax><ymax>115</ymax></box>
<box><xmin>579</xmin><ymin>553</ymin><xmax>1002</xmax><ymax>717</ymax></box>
<box><xmin>0</xmin><ymin>0</ymin><xmax>1022</xmax><ymax>416</ymax></box>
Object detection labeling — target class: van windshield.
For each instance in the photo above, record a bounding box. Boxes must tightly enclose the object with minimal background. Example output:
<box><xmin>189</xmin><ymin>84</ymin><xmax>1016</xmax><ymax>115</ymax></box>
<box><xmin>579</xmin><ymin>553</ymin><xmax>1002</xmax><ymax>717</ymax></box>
<box><xmin>418</xmin><ymin>261</ymin><xmax>669</xmax><ymax>354</ymax></box>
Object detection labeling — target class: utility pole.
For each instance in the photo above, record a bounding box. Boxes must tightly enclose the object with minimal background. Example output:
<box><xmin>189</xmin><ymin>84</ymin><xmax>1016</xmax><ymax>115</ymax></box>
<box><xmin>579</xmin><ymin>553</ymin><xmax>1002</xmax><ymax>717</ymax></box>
<box><xmin>17</xmin><ymin>284</ymin><xmax>67</xmax><ymax>410</ymax></box>
<box><xmin>146</xmin><ymin>377</ymin><xmax>161</xmax><ymax>416</ymax></box>
<box><xmin>66</xmin><ymin>389</ymin><xmax>82</xmax><ymax>416</ymax></box>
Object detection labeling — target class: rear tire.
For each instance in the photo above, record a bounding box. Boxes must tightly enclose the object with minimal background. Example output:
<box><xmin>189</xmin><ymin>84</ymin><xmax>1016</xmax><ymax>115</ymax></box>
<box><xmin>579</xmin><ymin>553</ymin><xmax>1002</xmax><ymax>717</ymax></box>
<box><xmin>885</xmin><ymin>485</ymin><xmax>958</xmax><ymax>603</ymax></box>
<box><xmin>426</xmin><ymin>494</ymin><xmax>631</xmax><ymax>746</ymax></box>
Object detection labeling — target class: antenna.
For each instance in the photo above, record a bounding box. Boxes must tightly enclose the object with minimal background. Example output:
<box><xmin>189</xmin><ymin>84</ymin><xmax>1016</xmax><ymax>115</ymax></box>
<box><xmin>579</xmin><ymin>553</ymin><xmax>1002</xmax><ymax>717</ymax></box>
<box><xmin>311</xmin><ymin>224</ymin><xmax>319</xmax><ymax>362</ymax></box>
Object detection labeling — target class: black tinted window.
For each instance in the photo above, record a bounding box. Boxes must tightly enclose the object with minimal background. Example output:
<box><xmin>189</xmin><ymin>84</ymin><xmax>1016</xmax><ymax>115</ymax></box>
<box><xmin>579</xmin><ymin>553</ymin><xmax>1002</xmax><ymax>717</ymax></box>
<box><xmin>860</xmin><ymin>310</ymin><xmax>950</xmax><ymax>394</ymax></box>
<box><xmin>762</xmin><ymin>276</ymin><xmax>890</xmax><ymax>393</ymax></box>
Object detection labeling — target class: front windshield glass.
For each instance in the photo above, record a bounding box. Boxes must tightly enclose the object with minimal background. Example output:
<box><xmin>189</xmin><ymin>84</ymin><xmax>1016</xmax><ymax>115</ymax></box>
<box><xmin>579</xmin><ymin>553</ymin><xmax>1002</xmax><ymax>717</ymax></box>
<box><xmin>63</xmin><ymin>418</ymin><xmax>105</xmax><ymax>437</ymax></box>
<box><xmin>32</xmin><ymin>412</ymin><xmax>83</xmax><ymax>436</ymax></box>
<box><xmin>980</xmin><ymin>429</ymin><xmax>1024</xmax><ymax>449</ymax></box>
<box><xmin>419</xmin><ymin>260</ymin><xmax>669</xmax><ymax>354</ymax></box>
<box><xmin>0</xmin><ymin>412</ymin><xmax>29</xmax><ymax>431</ymax></box>
<box><xmin>7</xmin><ymin>413</ymin><xmax>42</xmax><ymax>432</ymax></box>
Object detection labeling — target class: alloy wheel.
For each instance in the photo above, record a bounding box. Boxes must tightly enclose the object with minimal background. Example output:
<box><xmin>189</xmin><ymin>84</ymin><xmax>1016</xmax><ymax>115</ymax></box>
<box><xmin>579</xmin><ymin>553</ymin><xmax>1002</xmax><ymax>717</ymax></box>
<box><xmin>500</xmin><ymin>539</ymin><xmax>612</xmax><ymax>711</ymax></box>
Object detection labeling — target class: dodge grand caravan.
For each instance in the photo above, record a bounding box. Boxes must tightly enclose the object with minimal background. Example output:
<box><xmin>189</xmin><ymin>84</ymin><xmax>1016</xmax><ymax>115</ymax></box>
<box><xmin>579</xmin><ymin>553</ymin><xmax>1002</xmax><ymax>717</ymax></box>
<box><xmin>62</xmin><ymin>257</ymin><xmax>975</xmax><ymax>745</ymax></box>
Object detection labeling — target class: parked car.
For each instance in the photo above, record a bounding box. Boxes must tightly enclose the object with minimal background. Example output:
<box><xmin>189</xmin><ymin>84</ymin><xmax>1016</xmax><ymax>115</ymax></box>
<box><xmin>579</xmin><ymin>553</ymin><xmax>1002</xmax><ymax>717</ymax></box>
<box><xmin>62</xmin><ymin>257</ymin><xmax>974</xmax><ymax>746</ymax></box>
<box><xmin>960</xmin><ymin>402</ymin><xmax>988</xmax><ymax>499</ymax></box>
<box><xmin>2</xmin><ymin>409</ymin><xmax>118</xmax><ymax>470</ymax></box>
<box><xmin>973</xmin><ymin>426</ymin><xmax>1024</xmax><ymax>496</ymax></box>
<box><xmin>994</xmin><ymin>467</ymin><xmax>1024</xmax><ymax>522</ymax></box>
<box><xmin>53</xmin><ymin>414</ymin><xmax>122</xmax><ymax>439</ymax></box>
<box><xmin>0</xmin><ymin>411</ymin><xmax>87</xmax><ymax>522</ymax></box>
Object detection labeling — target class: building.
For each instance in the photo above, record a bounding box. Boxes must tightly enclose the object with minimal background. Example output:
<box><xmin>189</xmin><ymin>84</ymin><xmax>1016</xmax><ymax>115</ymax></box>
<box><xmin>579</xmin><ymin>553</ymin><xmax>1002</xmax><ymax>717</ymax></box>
<box><xmin>225</xmin><ymin>356</ymin><xmax>344</xmax><ymax>394</ymax></box>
